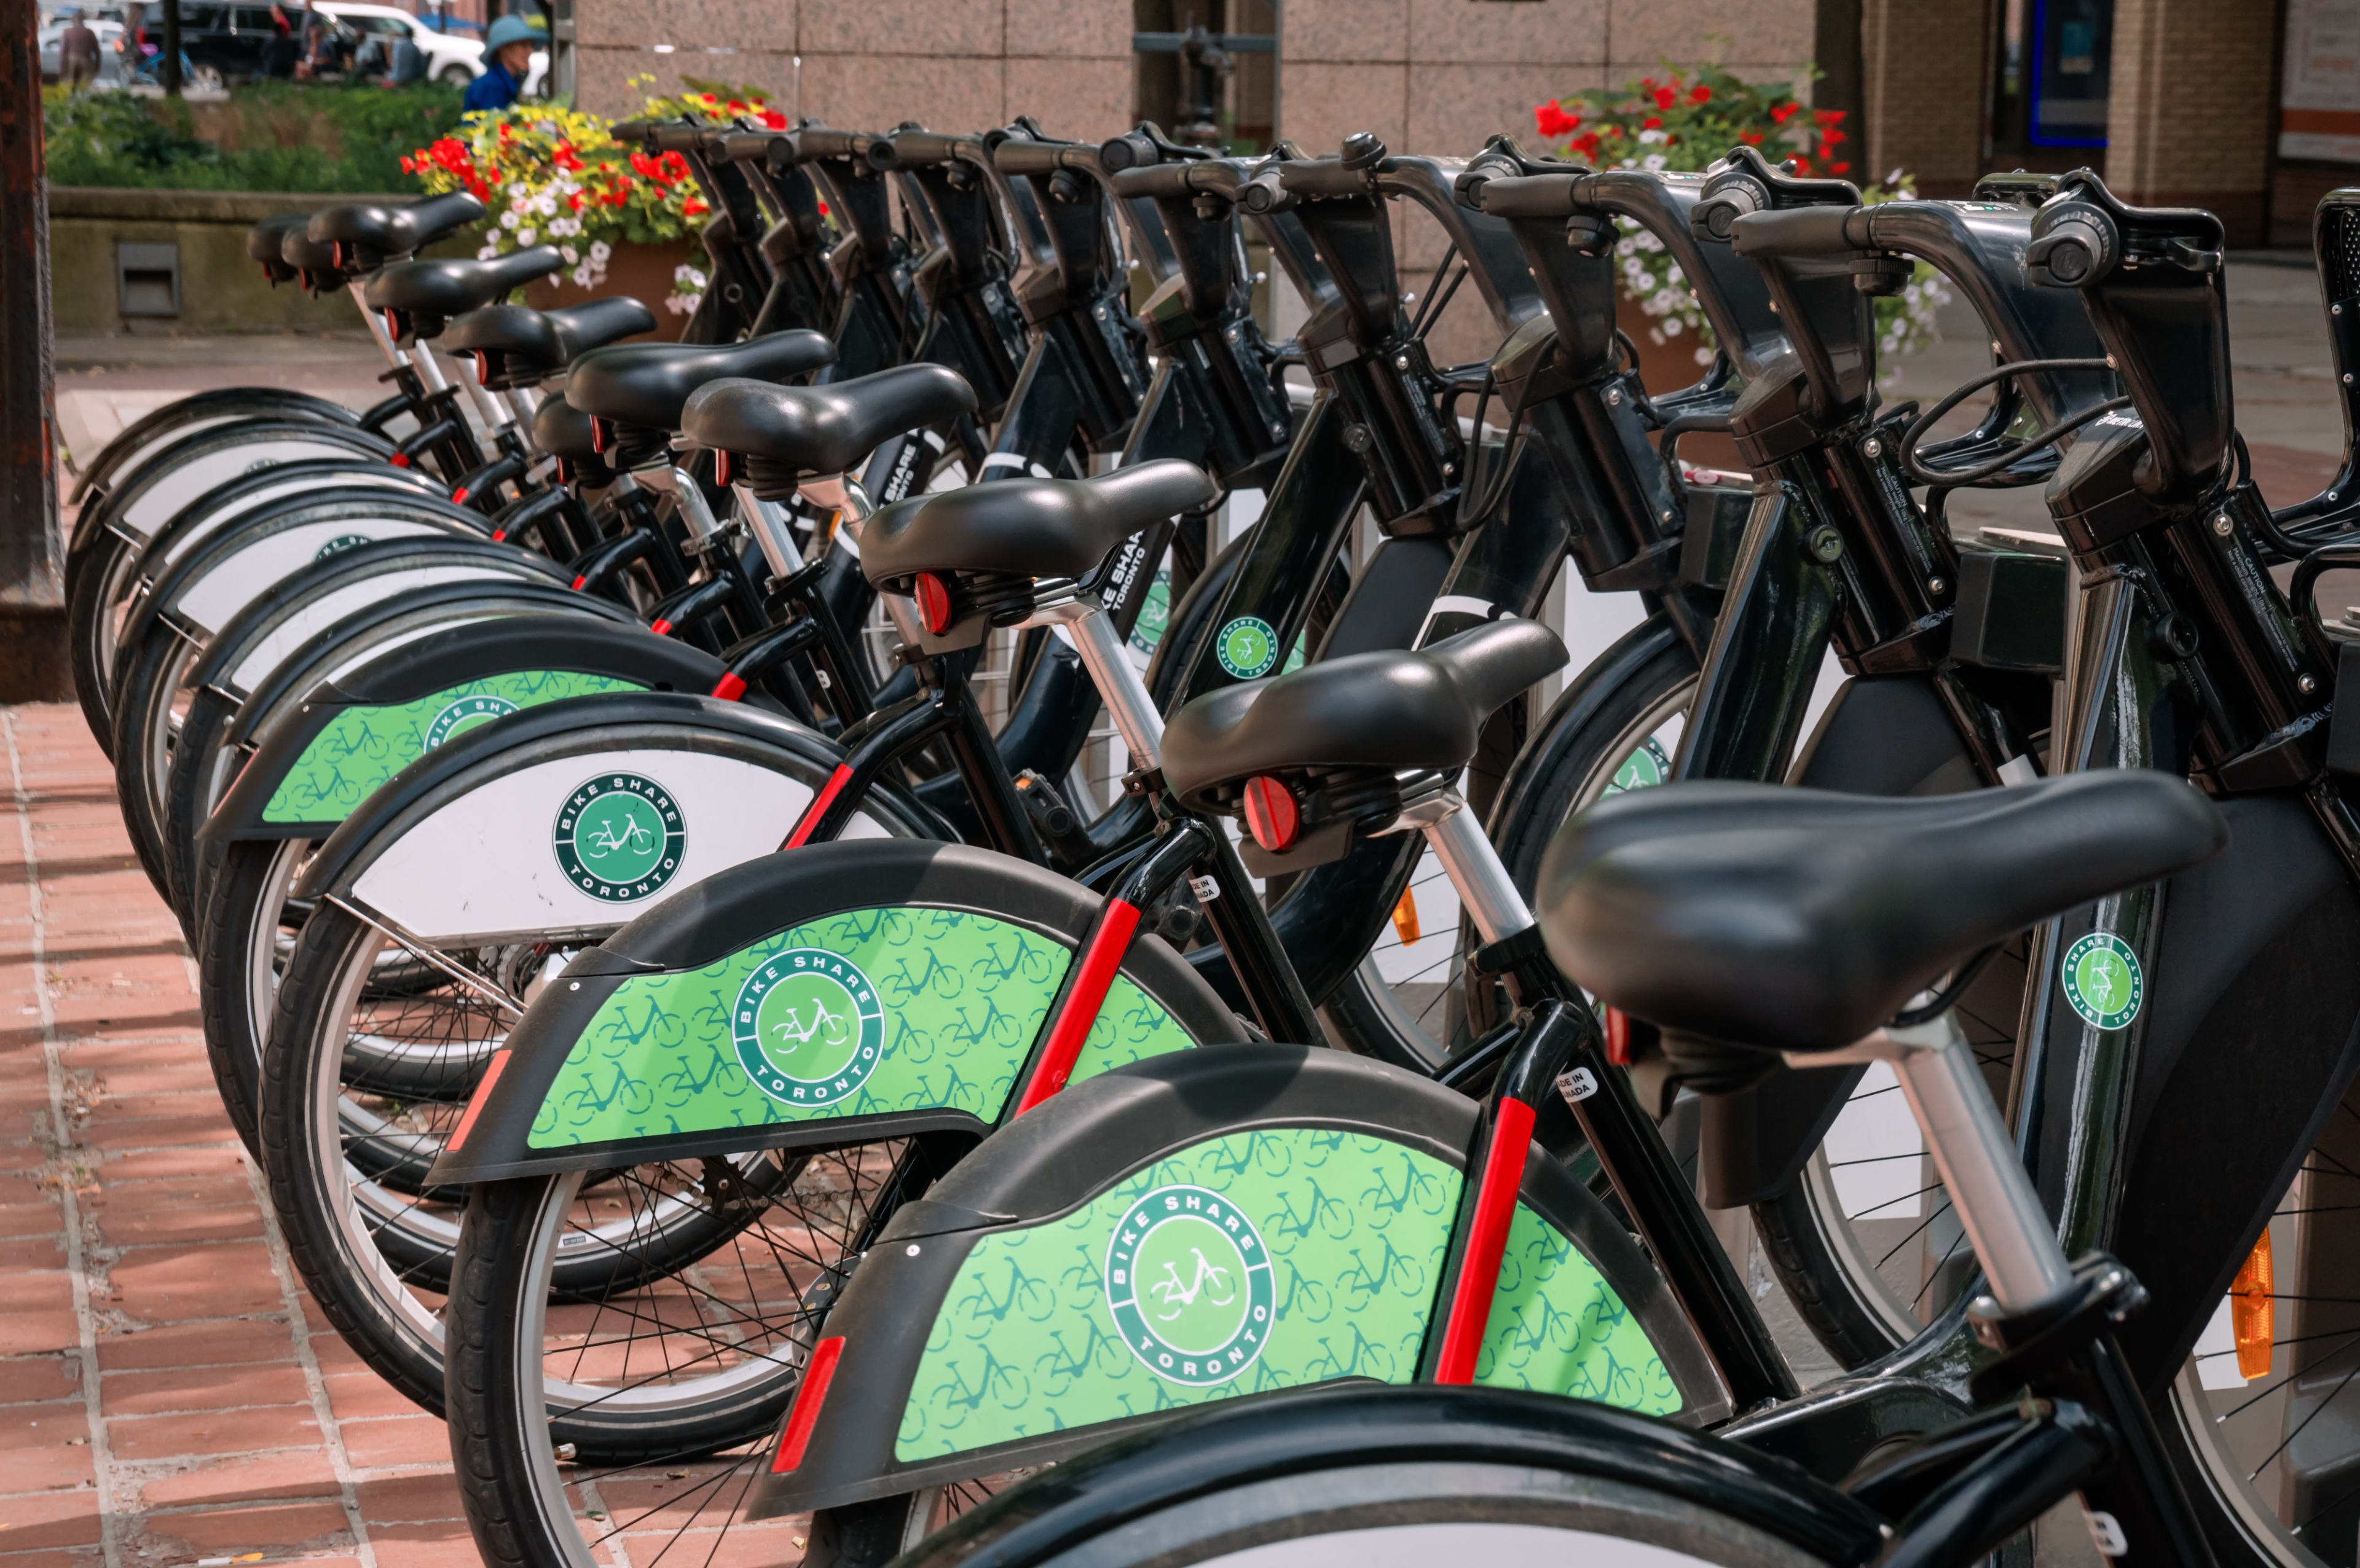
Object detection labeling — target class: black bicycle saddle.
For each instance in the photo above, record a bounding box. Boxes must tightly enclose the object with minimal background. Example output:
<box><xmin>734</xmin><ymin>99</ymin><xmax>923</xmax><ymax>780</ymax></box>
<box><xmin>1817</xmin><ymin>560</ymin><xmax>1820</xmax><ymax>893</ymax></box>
<box><xmin>444</xmin><ymin>298</ymin><xmax>658</xmax><ymax>388</ymax></box>
<box><xmin>1537</xmin><ymin>772</ymin><xmax>2227</xmax><ymax>1056</ymax></box>
<box><xmin>1163</xmin><ymin>619</ymin><xmax>1568</xmax><ymax>807</ymax></box>
<box><xmin>306</xmin><ymin>190</ymin><xmax>487</xmax><ymax>268</ymax></box>
<box><xmin>363</xmin><ymin>249</ymin><xmax>565</xmax><ymax>331</ymax></box>
<box><xmin>278</xmin><ymin>227</ymin><xmax>345</xmax><ymax>292</ymax></box>
<box><xmin>532</xmin><ymin>393</ymin><xmax>599</xmax><ymax>460</ymax></box>
<box><xmin>569</xmin><ymin>331</ymin><xmax>838</xmax><ymax>436</ymax></box>
<box><xmin>247</xmin><ymin>213</ymin><xmax>312</xmax><ymax>283</ymax></box>
<box><xmin>680</xmin><ymin>364</ymin><xmax>977</xmax><ymax>491</ymax></box>
<box><xmin>860</xmin><ymin>461</ymin><xmax>1217</xmax><ymax>587</ymax></box>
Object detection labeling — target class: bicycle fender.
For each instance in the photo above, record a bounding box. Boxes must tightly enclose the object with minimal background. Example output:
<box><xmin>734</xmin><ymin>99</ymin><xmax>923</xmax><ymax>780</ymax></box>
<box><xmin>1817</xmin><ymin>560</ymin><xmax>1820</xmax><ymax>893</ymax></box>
<box><xmin>204</xmin><ymin>614</ymin><xmax>722</xmax><ymax>841</ymax></box>
<box><xmin>68</xmin><ymin>388</ymin><xmax>361</xmax><ymax>513</ymax></box>
<box><xmin>120</xmin><ymin>487</ymin><xmax>487</xmax><ymax>659</ymax></box>
<box><xmin>1696</xmin><ymin>673</ymin><xmax>1982</xmax><ymax>1209</ymax></box>
<box><xmin>746</xmin><ymin>1045</ymin><xmax>1730</xmax><ymax>1518</ymax></box>
<box><xmin>285</xmin><ymin>695</ymin><xmax>928</xmax><ymax>947</ymax></box>
<box><xmin>73</xmin><ymin>418</ymin><xmax>395</xmax><ymax>555</ymax></box>
<box><xmin>423</xmin><ymin>841</ymin><xmax>1238</xmax><ymax>1183</ymax></box>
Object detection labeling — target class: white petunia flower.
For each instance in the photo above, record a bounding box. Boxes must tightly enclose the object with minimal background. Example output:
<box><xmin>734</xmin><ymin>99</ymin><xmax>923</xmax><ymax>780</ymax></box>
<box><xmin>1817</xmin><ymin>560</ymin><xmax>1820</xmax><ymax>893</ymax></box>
<box><xmin>560</xmin><ymin>245</ymin><xmax>578</xmax><ymax>264</ymax></box>
<box><xmin>477</xmin><ymin>244</ymin><xmax>499</xmax><ymax>260</ymax></box>
<box><xmin>535</xmin><ymin>194</ymin><xmax>557</xmax><ymax>218</ymax></box>
<box><xmin>589</xmin><ymin>240</ymin><xmax>612</xmax><ymax>262</ymax></box>
<box><xmin>499</xmin><ymin>210</ymin><xmax>519</xmax><ymax>229</ymax></box>
<box><xmin>517</xmin><ymin>227</ymin><xmax>536</xmax><ymax>245</ymax></box>
<box><xmin>573</xmin><ymin>263</ymin><xmax>594</xmax><ymax>286</ymax></box>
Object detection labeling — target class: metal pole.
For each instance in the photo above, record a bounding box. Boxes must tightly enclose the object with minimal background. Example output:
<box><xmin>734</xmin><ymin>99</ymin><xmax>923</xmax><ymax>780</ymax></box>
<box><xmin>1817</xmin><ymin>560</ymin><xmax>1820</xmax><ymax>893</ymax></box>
<box><xmin>159</xmin><ymin>0</ymin><xmax>180</xmax><ymax>92</ymax></box>
<box><xmin>0</xmin><ymin>0</ymin><xmax>64</xmax><ymax>689</ymax></box>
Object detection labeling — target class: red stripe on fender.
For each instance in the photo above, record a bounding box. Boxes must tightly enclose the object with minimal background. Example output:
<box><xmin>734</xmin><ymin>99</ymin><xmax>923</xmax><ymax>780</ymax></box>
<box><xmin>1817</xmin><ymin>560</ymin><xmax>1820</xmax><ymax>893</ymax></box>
<box><xmin>769</xmin><ymin>1336</ymin><xmax>844</xmax><ymax>1473</ymax></box>
<box><xmin>390</xmin><ymin>452</ymin><xmax>411</xmax><ymax>469</ymax></box>
<box><xmin>710</xmin><ymin>672</ymin><xmax>749</xmax><ymax>702</ymax></box>
<box><xmin>451</xmin><ymin>487</ymin><xmax>471</xmax><ymax>506</ymax></box>
<box><xmin>570</xmin><ymin>574</ymin><xmax>588</xmax><ymax>590</ymax></box>
<box><xmin>1433</xmin><ymin>1094</ymin><xmax>1536</xmax><ymax>1384</ymax></box>
<box><xmin>648</xmin><ymin>618</ymin><xmax>674</xmax><ymax>637</ymax></box>
<box><xmin>1012</xmin><ymin>900</ymin><xmax>1142</xmax><ymax>1117</ymax></box>
<box><xmin>490</xmin><ymin>530</ymin><xmax>507</xmax><ymax>543</ymax></box>
<box><xmin>782</xmin><ymin>764</ymin><xmax>855</xmax><ymax>850</ymax></box>
<box><xmin>444</xmin><ymin>1049</ymin><xmax>513</xmax><ymax>1154</ymax></box>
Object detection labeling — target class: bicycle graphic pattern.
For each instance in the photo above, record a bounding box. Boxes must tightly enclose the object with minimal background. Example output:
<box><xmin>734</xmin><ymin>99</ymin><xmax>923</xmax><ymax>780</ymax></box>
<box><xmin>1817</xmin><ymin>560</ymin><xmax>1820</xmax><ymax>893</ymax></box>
<box><xmin>894</xmin><ymin>1126</ymin><xmax>1674</xmax><ymax>1462</ymax></box>
<box><xmin>529</xmin><ymin>905</ymin><xmax>1199</xmax><ymax>1147</ymax></box>
<box><xmin>261</xmin><ymin>670</ymin><xmax>638</xmax><ymax>823</ymax></box>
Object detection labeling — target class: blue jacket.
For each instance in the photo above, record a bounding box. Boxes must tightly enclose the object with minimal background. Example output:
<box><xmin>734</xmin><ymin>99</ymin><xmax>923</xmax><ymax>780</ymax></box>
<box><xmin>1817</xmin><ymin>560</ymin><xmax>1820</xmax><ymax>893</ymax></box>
<box><xmin>462</xmin><ymin>60</ymin><xmax>519</xmax><ymax>111</ymax></box>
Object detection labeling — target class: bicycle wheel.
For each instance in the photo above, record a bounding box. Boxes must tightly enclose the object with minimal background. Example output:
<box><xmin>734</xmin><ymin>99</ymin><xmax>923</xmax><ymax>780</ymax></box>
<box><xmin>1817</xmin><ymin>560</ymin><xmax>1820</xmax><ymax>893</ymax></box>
<box><xmin>447</xmin><ymin>1150</ymin><xmax>1007</xmax><ymax>1568</ymax></box>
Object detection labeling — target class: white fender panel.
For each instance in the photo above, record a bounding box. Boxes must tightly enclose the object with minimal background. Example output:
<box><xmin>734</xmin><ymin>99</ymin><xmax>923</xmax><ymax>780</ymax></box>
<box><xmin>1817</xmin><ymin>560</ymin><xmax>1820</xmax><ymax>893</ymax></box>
<box><xmin>121</xmin><ymin>437</ymin><xmax>383</xmax><ymax>539</ymax></box>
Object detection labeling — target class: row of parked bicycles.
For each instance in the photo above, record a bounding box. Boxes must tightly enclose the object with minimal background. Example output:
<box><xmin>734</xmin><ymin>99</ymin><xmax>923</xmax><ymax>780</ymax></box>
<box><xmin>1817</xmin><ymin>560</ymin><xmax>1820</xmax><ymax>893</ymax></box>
<box><xmin>64</xmin><ymin>103</ymin><xmax>2360</xmax><ymax>1568</ymax></box>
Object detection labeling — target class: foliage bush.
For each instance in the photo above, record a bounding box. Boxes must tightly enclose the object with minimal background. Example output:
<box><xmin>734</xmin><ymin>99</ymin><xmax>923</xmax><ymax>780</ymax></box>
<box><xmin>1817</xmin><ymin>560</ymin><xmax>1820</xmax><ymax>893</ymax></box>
<box><xmin>1532</xmin><ymin>60</ymin><xmax>1948</xmax><ymax>372</ymax></box>
<box><xmin>44</xmin><ymin>80</ymin><xmax>466</xmax><ymax>192</ymax></box>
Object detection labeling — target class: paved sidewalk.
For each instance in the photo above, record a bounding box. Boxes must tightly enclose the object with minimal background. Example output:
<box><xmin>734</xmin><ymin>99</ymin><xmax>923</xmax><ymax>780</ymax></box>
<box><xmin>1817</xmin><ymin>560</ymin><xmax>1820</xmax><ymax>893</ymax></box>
<box><xmin>0</xmin><ymin>705</ymin><xmax>805</xmax><ymax>1568</ymax></box>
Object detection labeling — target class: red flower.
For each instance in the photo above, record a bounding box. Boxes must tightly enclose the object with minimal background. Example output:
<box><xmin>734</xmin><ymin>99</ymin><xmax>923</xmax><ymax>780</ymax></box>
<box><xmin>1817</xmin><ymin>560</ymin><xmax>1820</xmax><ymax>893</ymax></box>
<box><xmin>552</xmin><ymin>141</ymin><xmax>582</xmax><ymax>171</ymax></box>
<box><xmin>760</xmin><ymin>108</ymin><xmax>788</xmax><ymax>129</ymax></box>
<box><xmin>630</xmin><ymin>150</ymin><xmax>658</xmax><ymax>178</ymax></box>
<box><xmin>1819</xmin><ymin>127</ymin><xmax>1846</xmax><ymax>147</ymax></box>
<box><xmin>1791</xmin><ymin>155</ymin><xmax>1812</xmax><ymax>174</ymax></box>
<box><xmin>1689</xmin><ymin>84</ymin><xmax>1710</xmax><ymax>103</ymax></box>
<box><xmin>1831</xmin><ymin>162</ymin><xmax>1851</xmax><ymax>174</ymax></box>
<box><xmin>605</xmin><ymin>189</ymin><xmax>628</xmax><ymax>207</ymax></box>
<box><xmin>662</xmin><ymin>151</ymin><xmax>691</xmax><ymax>178</ymax></box>
<box><xmin>1651</xmin><ymin>86</ymin><xmax>1675</xmax><ymax>110</ymax></box>
<box><xmin>1739</xmin><ymin>129</ymin><xmax>1764</xmax><ymax>144</ymax></box>
<box><xmin>1571</xmin><ymin>133</ymin><xmax>1601</xmax><ymax>160</ymax></box>
<box><xmin>567</xmin><ymin>190</ymin><xmax>584</xmax><ymax>211</ymax></box>
<box><xmin>817</xmin><ymin>200</ymin><xmax>830</xmax><ymax>216</ymax></box>
<box><xmin>1769</xmin><ymin>101</ymin><xmax>1799</xmax><ymax>124</ymax></box>
<box><xmin>1815</xmin><ymin>108</ymin><xmax>1846</xmax><ymax>124</ymax></box>
<box><xmin>683</xmin><ymin>197</ymin><xmax>709</xmax><ymax>217</ymax></box>
<box><xmin>1533</xmin><ymin>100</ymin><xmax>1581</xmax><ymax>138</ymax></box>
<box><xmin>1642</xmin><ymin>115</ymin><xmax>1662</xmax><ymax>130</ymax></box>
<box><xmin>726</xmin><ymin>99</ymin><xmax>745</xmax><ymax>111</ymax></box>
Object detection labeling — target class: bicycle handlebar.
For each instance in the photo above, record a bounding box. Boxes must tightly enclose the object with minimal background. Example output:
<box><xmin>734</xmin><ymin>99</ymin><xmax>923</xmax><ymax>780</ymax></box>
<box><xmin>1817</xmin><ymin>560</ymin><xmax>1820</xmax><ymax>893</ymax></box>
<box><xmin>1110</xmin><ymin>160</ymin><xmax>1249</xmax><ymax>202</ymax></box>
<box><xmin>1725</xmin><ymin>205</ymin><xmax>1868</xmax><ymax>260</ymax></box>
<box><xmin>871</xmin><ymin>131</ymin><xmax>973</xmax><ymax>171</ymax></box>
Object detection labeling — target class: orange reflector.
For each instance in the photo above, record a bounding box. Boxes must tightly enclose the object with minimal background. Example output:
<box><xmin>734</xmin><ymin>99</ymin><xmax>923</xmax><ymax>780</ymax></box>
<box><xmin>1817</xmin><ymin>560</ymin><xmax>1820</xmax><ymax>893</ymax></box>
<box><xmin>2233</xmin><ymin>1228</ymin><xmax>2274</xmax><ymax>1380</ymax></box>
<box><xmin>1605</xmin><ymin>1006</ymin><xmax>1632</xmax><ymax>1067</ymax></box>
<box><xmin>1391</xmin><ymin>887</ymin><xmax>1420</xmax><ymax>946</ymax></box>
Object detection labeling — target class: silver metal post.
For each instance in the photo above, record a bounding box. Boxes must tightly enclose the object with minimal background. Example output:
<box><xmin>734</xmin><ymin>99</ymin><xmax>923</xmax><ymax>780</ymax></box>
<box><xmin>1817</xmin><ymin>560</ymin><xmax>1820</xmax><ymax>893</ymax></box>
<box><xmin>800</xmin><ymin>473</ymin><xmax>922</xmax><ymax>643</ymax></box>
<box><xmin>1881</xmin><ymin>1017</ymin><xmax>2076</xmax><ymax>1312</ymax></box>
<box><xmin>1402</xmin><ymin>794</ymin><xmax>1533</xmax><ymax>946</ymax></box>
<box><xmin>668</xmin><ymin>467</ymin><xmax>726</xmax><ymax>539</ymax></box>
<box><xmin>444</xmin><ymin>342</ymin><xmax>514</xmax><ymax>434</ymax></box>
<box><xmin>733</xmin><ymin>484</ymin><xmax>806</xmax><ymax>578</ymax></box>
<box><xmin>1033</xmin><ymin>598</ymin><xmax>1162</xmax><ymax>770</ymax></box>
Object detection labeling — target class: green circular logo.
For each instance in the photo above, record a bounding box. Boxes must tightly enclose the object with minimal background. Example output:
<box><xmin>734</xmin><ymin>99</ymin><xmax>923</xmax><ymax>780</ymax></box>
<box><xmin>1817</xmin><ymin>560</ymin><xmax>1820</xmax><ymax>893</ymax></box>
<box><xmin>1605</xmin><ymin>737</ymin><xmax>1672</xmax><ymax>796</ymax></box>
<box><xmin>731</xmin><ymin>947</ymin><xmax>886</xmax><ymax>1105</ymax></box>
<box><xmin>551</xmin><ymin>773</ymin><xmax>685</xmax><ymax>901</ymax></box>
<box><xmin>1215</xmin><ymin>616</ymin><xmax>1280</xmax><ymax>680</ymax></box>
<box><xmin>2062</xmin><ymin>931</ymin><xmax>2143</xmax><ymax>1030</ymax></box>
<box><xmin>313</xmin><ymin>532</ymin><xmax>372</xmax><ymax>561</ymax></box>
<box><xmin>423</xmin><ymin>694</ymin><xmax>519</xmax><ymax>749</ymax></box>
<box><xmin>1106</xmin><ymin>1183</ymin><xmax>1274</xmax><ymax>1386</ymax></box>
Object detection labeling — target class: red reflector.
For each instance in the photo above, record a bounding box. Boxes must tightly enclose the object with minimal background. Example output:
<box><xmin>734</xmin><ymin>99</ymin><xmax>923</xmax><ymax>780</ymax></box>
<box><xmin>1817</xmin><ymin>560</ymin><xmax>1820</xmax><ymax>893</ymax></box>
<box><xmin>473</xmin><ymin>351</ymin><xmax>490</xmax><ymax>385</ymax></box>
<box><xmin>590</xmin><ymin>418</ymin><xmax>610</xmax><ymax>454</ymax></box>
<box><xmin>770</xmin><ymin>1336</ymin><xmax>844</xmax><ymax>1473</ymax></box>
<box><xmin>1605</xmin><ymin>1007</ymin><xmax>1632</xmax><ymax>1067</ymax></box>
<box><xmin>1241</xmin><ymin>775</ymin><xmax>1300</xmax><ymax>853</ymax></box>
<box><xmin>445</xmin><ymin>1049</ymin><xmax>513</xmax><ymax>1154</ymax></box>
<box><xmin>390</xmin><ymin>452</ymin><xmax>411</xmax><ymax>469</ymax></box>
<box><xmin>715</xmin><ymin>450</ymin><xmax>733</xmax><ymax>487</ymax></box>
<box><xmin>450</xmin><ymin>487</ymin><xmax>471</xmax><ymax>506</ymax></box>
<box><xmin>914</xmin><ymin>572</ymin><xmax>955</xmax><ymax>635</ymax></box>
<box><xmin>649</xmin><ymin>617</ymin><xmax>674</xmax><ymax>637</ymax></box>
<box><xmin>382</xmin><ymin>307</ymin><xmax>399</xmax><ymax>338</ymax></box>
<box><xmin>711</xmin><ymin>672</ymin><xmax>749</xmax><ymax>702</ymax></box>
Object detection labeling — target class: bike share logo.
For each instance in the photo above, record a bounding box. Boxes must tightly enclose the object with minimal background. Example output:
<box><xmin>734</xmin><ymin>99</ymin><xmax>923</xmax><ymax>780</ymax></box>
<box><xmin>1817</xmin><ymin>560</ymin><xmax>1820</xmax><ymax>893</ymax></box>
<box><xmin>1104</xmin><ymin>1183</ymin><xmax>1275</xmax><ymax>1386</ymax></box>
<box><xmin>2061</xmin><ymin>931</ymin><xmax>2143</xmax><ymax>1030</ymax></box>
<box><xmin>422</xmin><ymin>694</ymin><xmax>519</xmax><ymax>749</ymax></box>
<box><xmin>1215</xmin><ymin>616</ymin><xmax>1280</xmax><ymax>679</ymax></box>
<box><xmin>551</xmin><ymin>773</ymin><xmax>685</xmax><ymax>901</ymax></box>
<box><xmin>730</xmin><ymin>947</ymin><xmax>886</xmax><ymax>1105</ymax></box>
<box><xmin>314</xmin><ymin>533</ymin><xmax>372</xmax><ymax>561</ymax></box>
<box><xmin>1605</xmin><ymin>738</ymin><xmax>1672</xmax><ymax>796</ymax></box>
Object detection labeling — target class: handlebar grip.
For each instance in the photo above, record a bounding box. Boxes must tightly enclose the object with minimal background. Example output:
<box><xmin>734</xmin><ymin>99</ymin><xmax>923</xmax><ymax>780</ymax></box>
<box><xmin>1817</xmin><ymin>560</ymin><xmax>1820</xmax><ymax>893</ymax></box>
<box><xmin>1099</xmin><ymin>130</ymin><xmax>1157</xmax><ymax>173</ymax></box>
<box><xmin>789</xmin><ymin>128</ymin><xmax>868</xmax><ymax>162</ymax></box>
<box><xmin>1461</xmin><ymin>171</ymin><xmax>1583</xmax><ymax>218</ymax></box>
<box><xmin>1276</xmin><ymin>159</ymin><xmax>1371</xmax><ymax>201</ymax></box>
<box><xmin>1726</xmin><ymin>205</ymin><xmax>1869</xmax><ymax>259</ymax></box>
<box><xmin>650</xmin><ymin>123</ymin><xmax>709</xmax><ymax>155</ymax></box>
<box><xmin>713</xmin><ymin>131</ymin><xmax>777</xmax><ymax>165</ymax></box>
<box><xmin>993</xmin><ymin>139</ymin><xmax>1069</xmax><ymax>177</ymax></box>
<box><xmin>610</xmin><ymin>119</ymin><xmax>657</xmax><ymax>145</ymax></box>
<box><xmin>1237</xmin><ymin>168</ymin><xmax>1288</xmax><ymax>214</ymax></box>
<box><xmin>873</xmin><ymin>131</ymin><xmax>965</xmax><ymax>170</ymax></box>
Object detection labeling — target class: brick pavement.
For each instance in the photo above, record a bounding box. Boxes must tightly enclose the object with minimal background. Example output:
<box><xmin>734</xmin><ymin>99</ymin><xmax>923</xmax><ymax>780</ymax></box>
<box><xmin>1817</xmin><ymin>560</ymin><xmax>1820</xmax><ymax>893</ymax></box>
<box><xmin>0</xmin><ymin>705</ymin><xmax>808</xmax><ymax>1568</ymax></box>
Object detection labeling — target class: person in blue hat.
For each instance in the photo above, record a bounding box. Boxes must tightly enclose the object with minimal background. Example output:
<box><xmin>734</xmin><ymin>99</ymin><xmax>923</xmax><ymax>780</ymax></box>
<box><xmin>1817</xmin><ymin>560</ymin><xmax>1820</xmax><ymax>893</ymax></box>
<box><xmin>462</xmin><ymin>13</ymin><xmax>536</xmax><ymax>111</ymax></box>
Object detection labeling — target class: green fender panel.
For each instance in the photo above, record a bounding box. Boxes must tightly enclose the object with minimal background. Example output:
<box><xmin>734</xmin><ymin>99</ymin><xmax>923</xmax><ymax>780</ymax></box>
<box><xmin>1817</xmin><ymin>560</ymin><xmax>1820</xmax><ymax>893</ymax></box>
<box><xmin>896</xmin><ymin>1127</ymin><xmax>1678</xmax><ymax>1462</ymax></box>
<box><xmin>262</xmin><ymin>670</ymin><xmax>640</xmax><ymax>822</ymax></box>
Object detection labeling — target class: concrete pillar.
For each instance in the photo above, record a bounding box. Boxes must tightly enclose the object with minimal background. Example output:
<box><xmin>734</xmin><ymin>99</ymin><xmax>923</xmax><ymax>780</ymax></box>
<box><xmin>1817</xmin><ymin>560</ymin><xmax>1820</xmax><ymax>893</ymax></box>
<box><xmin>1859</xmin><ymin>0</ymin><xmax>1995</xmax><ymax>197</ymax></box>
<box><xmin>2103</xmin><ymin>0</ymin><xmax>2278</xmax><ymax>245</ymax></box>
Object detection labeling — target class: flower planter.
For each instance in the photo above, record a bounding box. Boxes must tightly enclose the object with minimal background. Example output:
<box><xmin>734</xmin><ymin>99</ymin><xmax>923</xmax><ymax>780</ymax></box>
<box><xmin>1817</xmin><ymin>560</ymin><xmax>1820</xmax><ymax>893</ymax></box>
<box><xmin>524</xmin><ymin>239</ymin><xmax>696</xmax><ymax>342</ymax></box>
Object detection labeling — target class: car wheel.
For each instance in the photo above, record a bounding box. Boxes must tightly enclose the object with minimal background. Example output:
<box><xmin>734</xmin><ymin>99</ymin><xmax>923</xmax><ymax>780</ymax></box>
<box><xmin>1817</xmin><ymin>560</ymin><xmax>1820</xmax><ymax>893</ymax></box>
<box><xmin>439</xmin><ymin>63</ymin><xmax>471</xmax><ymax>84</ymax></box>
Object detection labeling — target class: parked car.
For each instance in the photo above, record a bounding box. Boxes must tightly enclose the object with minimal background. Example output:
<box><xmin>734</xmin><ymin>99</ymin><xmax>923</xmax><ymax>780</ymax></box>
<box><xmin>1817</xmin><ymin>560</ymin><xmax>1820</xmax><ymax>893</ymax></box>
<box><xmin>313</xmin><ymin>1</ymin><xmax>481</xmax><ymax>84</ymax></box>
<box><xmin>37</xmin><ymin>14</ymin><xmax>124</xmax><ymax>80</ymax></box>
